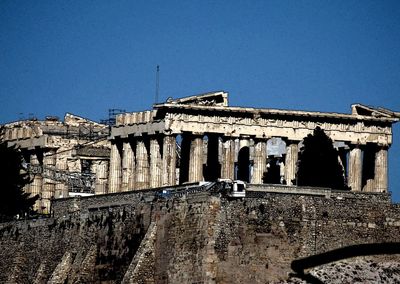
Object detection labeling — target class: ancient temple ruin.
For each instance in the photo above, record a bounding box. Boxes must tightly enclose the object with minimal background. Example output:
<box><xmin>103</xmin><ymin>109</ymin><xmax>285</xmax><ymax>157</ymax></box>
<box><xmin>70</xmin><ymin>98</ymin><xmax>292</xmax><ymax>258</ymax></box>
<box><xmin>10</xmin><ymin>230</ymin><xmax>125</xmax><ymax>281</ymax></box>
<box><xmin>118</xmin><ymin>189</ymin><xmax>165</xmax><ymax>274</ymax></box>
<box><xmin>1</xmin><ymin>114</ymin><xmax>110</xmax><ymax>212</ymax></box>
<box><xmin>1</xmin><ymin>91</ymin><xmax>399</xmax><ymax>212</ymax></box>
<box><xmin>108</xmin><ymin>91</ymin><xmax>398</xmax><ymax>193</ymax></box>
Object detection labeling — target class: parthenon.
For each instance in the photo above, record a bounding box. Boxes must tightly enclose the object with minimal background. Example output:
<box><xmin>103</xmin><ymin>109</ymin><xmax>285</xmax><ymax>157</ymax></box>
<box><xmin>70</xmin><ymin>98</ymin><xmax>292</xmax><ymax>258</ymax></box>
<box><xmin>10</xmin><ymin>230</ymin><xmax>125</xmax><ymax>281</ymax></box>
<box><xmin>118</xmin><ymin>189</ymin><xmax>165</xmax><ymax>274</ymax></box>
<box><xmin>1</xmin><ymin>91</ymin><xmax>399</xmax><ymax>212</ymax></box>
<box><xmin>108</xmin><ymin>91</ymin><xmax>399</xmax><ymax>193</ymax></box>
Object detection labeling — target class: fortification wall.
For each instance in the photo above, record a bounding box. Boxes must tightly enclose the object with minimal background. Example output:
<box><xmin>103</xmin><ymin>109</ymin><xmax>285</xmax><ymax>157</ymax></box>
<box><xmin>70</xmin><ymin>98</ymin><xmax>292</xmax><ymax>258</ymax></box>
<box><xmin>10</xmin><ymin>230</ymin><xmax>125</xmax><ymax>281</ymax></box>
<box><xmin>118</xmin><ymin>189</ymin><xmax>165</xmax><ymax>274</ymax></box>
<box><xmin>1</xmin><ymin>186</ymin><xmax>400</xmax><ymax>283</ymax></box>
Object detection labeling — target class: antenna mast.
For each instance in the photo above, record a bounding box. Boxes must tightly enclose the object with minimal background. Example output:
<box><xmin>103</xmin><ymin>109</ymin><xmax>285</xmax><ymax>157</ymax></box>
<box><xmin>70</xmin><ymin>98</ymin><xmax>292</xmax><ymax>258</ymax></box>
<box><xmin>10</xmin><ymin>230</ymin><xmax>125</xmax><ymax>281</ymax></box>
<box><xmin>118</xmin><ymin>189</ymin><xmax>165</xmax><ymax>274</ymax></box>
<box><xmin>155</xmin><ymin>65</ymin><xmax>160</xmax><ymax>104</ymax></box>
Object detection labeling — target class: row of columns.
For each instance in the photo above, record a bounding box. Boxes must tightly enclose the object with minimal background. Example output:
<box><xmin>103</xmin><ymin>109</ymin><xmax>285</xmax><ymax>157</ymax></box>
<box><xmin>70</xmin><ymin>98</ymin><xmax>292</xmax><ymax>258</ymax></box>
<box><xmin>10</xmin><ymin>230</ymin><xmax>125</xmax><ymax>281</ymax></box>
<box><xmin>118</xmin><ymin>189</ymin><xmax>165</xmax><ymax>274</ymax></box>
<box><xmin>28</xmin><ymin>149</ymin><xmax>58</xmax><ymax>213</ymax></box>
<box><xmin>108</xmin><ymin>133</ymin><xmax>389</xmax><ymax>193</ymax></box>
<box><xmin>348</xmin><ymin>145</ymin><xmax>388</xmax><ymax>192</ymax></box>
<box><xmin>108</xmin><ymin>133</ymin><xmax>303</xmax><ymax>192</ymax></box>
<box><xmin>42</xmin><ymin>150</ymin><xmax>56</xmax><ymax>213</ymax></box>
<box><xmin>108</xmin><ymin>134</ymin><xmax>178</xmax><ymax>193</ymax></box>
<box><xmin>25</xmin><ymin>149</ymin><xmax>111</xmax><ymax>213</ymax></box>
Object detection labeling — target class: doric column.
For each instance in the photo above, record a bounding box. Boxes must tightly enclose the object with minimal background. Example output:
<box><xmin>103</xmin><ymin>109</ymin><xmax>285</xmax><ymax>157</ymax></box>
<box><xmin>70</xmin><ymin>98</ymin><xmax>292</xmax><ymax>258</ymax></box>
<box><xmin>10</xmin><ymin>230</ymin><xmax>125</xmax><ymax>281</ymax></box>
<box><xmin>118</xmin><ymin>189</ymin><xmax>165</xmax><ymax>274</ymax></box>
<box><xmin>30</xmin><ymin>151</ymin><xmax>42</xmax><ymax>211</ymax></box>
<box><xmin>108</xmin><ymin>142</ymin><xmax>122</xmax><ymax>193</ymax></box>
<box><xmin>95</xmin><ymin>160</ymin><xmax>109</xmax><ymax>194</ymax></box>
<box><xmin>55</xmin><ymin>155</ymin><xmax>68</xmax><ymax>198</ymax></box>
<box><xmin>179</xmin><ymin>134</ymin><xmax>191</xmax><ymax>184</ymax></box>
<box><xmin>22</xmin><ymin>152</ymin><xmax>31</xmax><ymax>196</ymax></box>
<box><xmin>135</xmin><ymin>138</ymin><xmax>150</xmax><ymax>189</ymax></box>
<box><xmin>221</xmin><ymin>137</ymin><xmax>235</xmax><ymax>180</ymax></box>
<box><xmin>189</xmin><ymin>133</ymin><xmax>204</xmax><ymax>182</ymax></box>
<box><xmin>338</xmin><ymin>147</ymin><xmax>348</xmax><ymax>183</ymax></box>
<box><xmin>285</xmin><ymin>141</ymin><xmax>299</xmax><ymax>186</ymax></box>
<box><xmin>348</xmin><ymin>146</ymin><xmax>362</xmax><ymax>191</ymax></box>
<box><xmin>162</xmin><ymin>135</ymin><xmax>177</xmax><ymax>186</ymax></box>
<box><xmin>251</xmin><ymin>139</ymin><xmax>267</xmax><ymax>184</ymax></box>
<box><xmin>150</xmin><ymin>137</ymin><xmax>162</xmax><ymax>188</ymax></box>
<box><xmin>121</xmin><ymin>141</ymin><xmax>135</xmax><ymax>191</ymax></box>
<box><xmin>374</xmin><ymin>146</ymin><xmax>388</xmax><ymax>192</ymax></box>
<box><xmin>42</xmin><ymin>150</ymin><xmax>56</xmax><ymax>213</ymax></box>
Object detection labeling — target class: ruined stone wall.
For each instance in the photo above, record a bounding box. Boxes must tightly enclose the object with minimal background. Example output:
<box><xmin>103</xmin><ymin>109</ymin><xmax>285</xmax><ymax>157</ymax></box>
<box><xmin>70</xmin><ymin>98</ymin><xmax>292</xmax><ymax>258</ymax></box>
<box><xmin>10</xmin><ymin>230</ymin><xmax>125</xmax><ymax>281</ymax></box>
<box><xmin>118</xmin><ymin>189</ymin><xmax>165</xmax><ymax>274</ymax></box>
<box><xmin>0</xmin><ymin>202</ymin><xmax>152</xmax><ymax>283</ymax></box>
<box><xmin>1</xmin><ymin>187</ymin><xmax>400</xmax><ymax>283</ymax></box>
<box><xmin>212</xmin><ymin>194</ymin><xmax>400</xmax><ymax>282</ymax></box>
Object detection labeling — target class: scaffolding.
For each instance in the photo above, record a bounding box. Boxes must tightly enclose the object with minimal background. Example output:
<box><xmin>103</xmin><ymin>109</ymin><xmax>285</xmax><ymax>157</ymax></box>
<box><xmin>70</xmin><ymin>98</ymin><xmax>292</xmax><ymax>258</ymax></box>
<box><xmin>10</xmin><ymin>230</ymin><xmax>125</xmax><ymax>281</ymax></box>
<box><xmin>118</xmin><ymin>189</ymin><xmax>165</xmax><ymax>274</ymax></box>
<box><xmin>29</xmin><ymin>164</ymin><xmax>95</xmax><ymax>193</ymax></box>
<box><xmin>100</xmin><ymin>109</ymin><xmax>126</xmax><ymax>126</ymax></box>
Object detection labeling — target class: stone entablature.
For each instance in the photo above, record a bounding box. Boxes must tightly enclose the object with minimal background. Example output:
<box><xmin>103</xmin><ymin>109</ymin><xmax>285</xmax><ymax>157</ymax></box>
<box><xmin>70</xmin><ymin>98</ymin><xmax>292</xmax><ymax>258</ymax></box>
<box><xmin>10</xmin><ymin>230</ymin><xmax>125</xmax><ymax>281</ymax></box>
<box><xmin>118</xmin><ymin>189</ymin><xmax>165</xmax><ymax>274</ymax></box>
<box><xmin>162</xmin><ymin>109</ymin><xmax>392</xmax><ymax>144</ymax></box>
<box><xmin>2</xmin><ymin>113</ymin><xmax>109</xmax><ymax>142</ymax></box>
<box><xmin>108</xmin><ymin>91</ymin><xmax>398</xmax><ymax>194</ymax></box>
<box><xmin>113</xmin><ymin>95</ymin><xmax>395</xmax><ymax>145</ymax></box>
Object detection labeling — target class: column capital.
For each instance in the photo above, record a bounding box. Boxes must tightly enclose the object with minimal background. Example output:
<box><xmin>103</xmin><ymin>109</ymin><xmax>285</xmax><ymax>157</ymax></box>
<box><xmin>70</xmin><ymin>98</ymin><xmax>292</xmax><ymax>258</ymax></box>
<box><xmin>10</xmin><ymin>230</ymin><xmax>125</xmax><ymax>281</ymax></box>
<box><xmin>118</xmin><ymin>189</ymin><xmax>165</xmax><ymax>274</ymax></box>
<box><xmin>281</xmin><ymin>137</ymin><xmax>300</xmax><ymax>145</ymax></box>
<box><xmin>376</xmin><ymin>144</ymin><xmax>389</xmax><ymax>150</ymax></box>
<box><xmin>221</xmin><ymin>134</ymin><xmax>234</xmax><ymax>140</ymax></box>
<box><xmin>163</xmin><ymin>130</ymin><xmax>176</xmax><ymax>136</ymax></box>
<box><xmin>239</xmin><ymin>134</ymin><xmax>251</xmax><ymax>139</ymax></box>
<box><xmin>253</xmin><ymin>136</ymin><xmax>269</xmax><ymax>142</ymax></box>
<box><xmin>348</xmin><ymin>143</ymin><xmax>362</xmax><ymax>150</ymax></box>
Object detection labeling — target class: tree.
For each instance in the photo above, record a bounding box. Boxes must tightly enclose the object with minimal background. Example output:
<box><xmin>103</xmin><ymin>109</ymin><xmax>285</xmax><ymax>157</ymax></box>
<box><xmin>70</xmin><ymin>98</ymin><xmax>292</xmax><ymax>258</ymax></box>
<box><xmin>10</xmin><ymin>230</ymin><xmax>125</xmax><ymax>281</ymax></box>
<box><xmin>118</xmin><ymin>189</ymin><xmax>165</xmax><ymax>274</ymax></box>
<box><xmin>0</xmin><ymin>141</ymin><xmax>38</xmax><ymax>220</ymax></box>
<box><xmin>297</xmin><ymin>127</ymin><xmax>347</xmax><ymax>190</ymax></box>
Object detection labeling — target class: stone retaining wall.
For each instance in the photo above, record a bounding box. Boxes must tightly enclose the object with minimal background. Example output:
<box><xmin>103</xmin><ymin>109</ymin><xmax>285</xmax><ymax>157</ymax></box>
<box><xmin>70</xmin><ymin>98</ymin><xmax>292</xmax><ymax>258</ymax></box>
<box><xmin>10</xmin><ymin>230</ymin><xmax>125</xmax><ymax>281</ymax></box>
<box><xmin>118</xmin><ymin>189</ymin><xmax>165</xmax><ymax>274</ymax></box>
<box><xmin>1</xmin><ymin>185</ymin><xmax>400</xmax><ymax>283</ymax></box>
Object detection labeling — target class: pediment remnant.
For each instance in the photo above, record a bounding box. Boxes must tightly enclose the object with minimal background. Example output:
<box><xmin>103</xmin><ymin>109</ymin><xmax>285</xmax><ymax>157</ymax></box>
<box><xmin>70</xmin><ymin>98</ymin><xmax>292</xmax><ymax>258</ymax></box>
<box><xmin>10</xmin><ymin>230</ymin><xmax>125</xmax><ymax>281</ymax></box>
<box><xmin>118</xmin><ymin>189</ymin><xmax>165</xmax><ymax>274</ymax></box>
<box><xmin>162</xmin><ymin>91</ymin><xmax>228</xmax><ymax>107</ymax></box>
<box><xmin>351</xmin><ymin>104</ymin><xmax>399</xmax><ymax>118</ymax></box>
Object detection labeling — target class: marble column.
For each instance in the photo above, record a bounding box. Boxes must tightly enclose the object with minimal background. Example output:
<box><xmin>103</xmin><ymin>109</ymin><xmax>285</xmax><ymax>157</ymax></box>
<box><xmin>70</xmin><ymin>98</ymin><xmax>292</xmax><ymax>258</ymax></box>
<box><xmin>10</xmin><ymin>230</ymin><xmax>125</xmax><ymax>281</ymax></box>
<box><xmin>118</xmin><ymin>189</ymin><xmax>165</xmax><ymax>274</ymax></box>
<box><xmin>150</xmin><ymin>137</ymin><xmax>162</xmax><ymax>188</ymax></box>
<box><xmin>121</xmin><ymin>141</ymin><xmax>135</xmax><ymax>192</ymax></box>
<box><xmin>221</xmin><ymin>137</ymin><xmax>235</xmax><ymax>180</ymax></box>
<box><xmin>95</xmin><ymin>160</ymin><xmax>109</xmax><ymax>194</ymax></box>
<box><xmin>348</xmin><ymin>146</ymin><xmax>362</xmax><ymax>191</ymax></box>
<box><xmin>285</xmin><ymin>141</ymin><xmax>299</xmax><ymax>186</ymax></box>
<box><xmin>108</xmin><ymin>142</ymin><xmax>122</xmax><ymax>193</ymax></box>
<box><xmin>188</xmin><ymin>134</ymin><xmax>204</xmax><ymax>182</ymax></box>
<box><xmin>162</xmin><ymin>135</ymin><xmax>177</xmax><ymax>186</ymax></box>
<box><xmin>362</xmin><ymin>145</ymin><xmax>376</xmax><ymax>192</ymax></box>
<box><xmin>179</xmin><ymin>134</ymin><xmax>191</xmax><ymax>184</ymax></box>
<box><xmin>42</xmin><ymin>150</ymin><xmax>56</xmax><ymax>213</ymax></box>
<box><xmin>338</xmin><ymin>148</ymin><xmax>348</xmax><ymax>184</ymax></box>
<box><xmin>55</xmin><ymin>154</ymin><xmax>68</xmax><ymax>198</ymax></box>
<box><xmin>251</xmin><ymin>139</ymin><xmax>267</xmax><ymax>184</ymax></box>
<box><xmin>374</xmin><ymin>146</ymin><xmax>388</xmax><ymax>192</ymax></box>
<box><xmin>30</xmin><ymin>151</ymin><xmax>43</xmax><ymax>211</ymax></box>
<box><xmin>22</xmin><ymin>152</ymin><xmax>31</xmax><ymax>196</ymax></box>
<box><xmin>135</xmin><ymin>138</ymin><xmax>150</xmax><ymax>189</ymax></box>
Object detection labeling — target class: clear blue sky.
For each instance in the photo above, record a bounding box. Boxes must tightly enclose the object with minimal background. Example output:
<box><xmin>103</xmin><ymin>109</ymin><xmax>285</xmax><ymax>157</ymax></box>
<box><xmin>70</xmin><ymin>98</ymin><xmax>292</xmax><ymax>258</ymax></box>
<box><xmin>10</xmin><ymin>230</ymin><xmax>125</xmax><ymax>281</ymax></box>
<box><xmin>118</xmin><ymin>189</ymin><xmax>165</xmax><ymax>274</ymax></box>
<box><xmin>1</xmin><ymin>1</ymin><xmax>399</xmax><ymax>200</ymax></box>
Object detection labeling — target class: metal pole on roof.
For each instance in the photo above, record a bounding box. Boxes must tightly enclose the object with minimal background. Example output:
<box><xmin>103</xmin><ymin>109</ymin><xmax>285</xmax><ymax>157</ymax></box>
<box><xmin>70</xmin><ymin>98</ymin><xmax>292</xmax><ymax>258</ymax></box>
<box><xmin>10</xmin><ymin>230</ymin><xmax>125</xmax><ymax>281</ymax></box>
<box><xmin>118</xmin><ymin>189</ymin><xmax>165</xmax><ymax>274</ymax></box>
<box><xmin>155</xmin><ymin>65</ymin><xmax>160</xmax><ymax>104</ymax></box>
